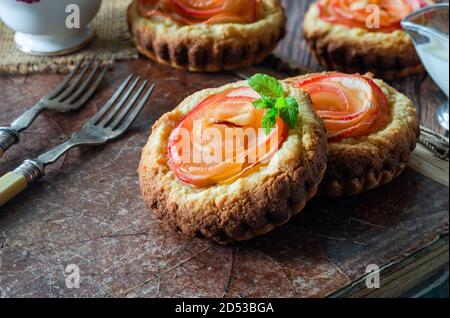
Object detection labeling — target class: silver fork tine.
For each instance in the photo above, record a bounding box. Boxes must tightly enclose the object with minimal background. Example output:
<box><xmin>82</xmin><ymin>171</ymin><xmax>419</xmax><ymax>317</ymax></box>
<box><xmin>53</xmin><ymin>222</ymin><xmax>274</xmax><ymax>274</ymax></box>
<box><xmin>89</xmin><ymin>75</ymin><xmax>134</xmax><ymax>125</ymax></box>
<box><xmin>99</xmin><ymin>76</ymin><xmax>141</xmax><ymax>126</ymax></box>
<box><xmin>65</xmin><ymin>62</ymin><xmax>100</xmax><ymax>104</ymax></box>
<box><xmin>55</xmin><ymin>60</ymin><xmax>93</xmax><ymax>101</ymax></box>
<box><xmin>70</xmin><ymin>66</ymin><xmax>108</xmax><ymax>108</ymax></box>
<box><xmin>115</xmin><ymin>84</ymin><xmax>156</xmax><ymax>132</ymax></box>
<box><xmin>47</xmin><ymin>59</ymin><xmax>84</xmax><ymax>100</ymax></box>
<box><xmin>1</xmin><ymin>59</ymin><xmax>108</xmax><ymax>155</ymax></box>
<box><xmin>109</xmin><ymin>80</ymin><xmax>148</xmax><ymax>129</ymax></box>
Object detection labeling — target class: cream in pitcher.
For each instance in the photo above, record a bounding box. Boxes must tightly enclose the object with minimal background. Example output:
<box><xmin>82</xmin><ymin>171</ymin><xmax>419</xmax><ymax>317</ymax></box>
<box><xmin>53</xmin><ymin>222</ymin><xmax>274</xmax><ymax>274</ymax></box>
<box><xmin>402</xmin><ymin>3</ymin><xmax>450</xmax><ymax>130</ymax></box>
<box><xmin>416</xmin><ymin>34</ymin><xmax>450</xmax><ymax>97</ymax></box>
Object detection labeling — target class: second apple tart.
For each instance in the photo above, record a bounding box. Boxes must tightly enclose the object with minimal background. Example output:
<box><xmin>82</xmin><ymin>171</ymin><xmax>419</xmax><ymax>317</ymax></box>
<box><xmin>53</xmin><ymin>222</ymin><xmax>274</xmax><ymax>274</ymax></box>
<box><xmin>128</xmin><ymin>0</ymin><xmax>286</xmax><ymax>72</ymax></box>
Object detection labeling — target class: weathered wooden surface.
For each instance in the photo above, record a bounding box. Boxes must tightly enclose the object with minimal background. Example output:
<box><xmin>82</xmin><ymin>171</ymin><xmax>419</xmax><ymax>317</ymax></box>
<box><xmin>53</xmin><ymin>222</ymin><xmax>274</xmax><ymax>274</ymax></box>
<box><xmin>0</xmin><ymin>0</ymin><xmax>448</xmax><ymax>298</ymax></box>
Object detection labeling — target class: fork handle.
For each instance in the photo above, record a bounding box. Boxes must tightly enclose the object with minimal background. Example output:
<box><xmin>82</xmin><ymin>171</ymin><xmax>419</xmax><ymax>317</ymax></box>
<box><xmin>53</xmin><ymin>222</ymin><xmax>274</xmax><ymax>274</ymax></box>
<box><xmin>10</xmin><ymin>103</ymin><xmax>44</xmax><ymax>132</ymax></box>
<box><xmin>0</xmin><ymin>104</ymin><xmax>44</xmax><ymax>157</ymax></box>
<box><xmin>0</xmin><ymin>160</ymin><xmax>44</xmax><ymax>207</ymax></box>
<box><xmin>0</xmin><ymin>127</ymin><xmax>20</xmax><ymax>157</ymax></box>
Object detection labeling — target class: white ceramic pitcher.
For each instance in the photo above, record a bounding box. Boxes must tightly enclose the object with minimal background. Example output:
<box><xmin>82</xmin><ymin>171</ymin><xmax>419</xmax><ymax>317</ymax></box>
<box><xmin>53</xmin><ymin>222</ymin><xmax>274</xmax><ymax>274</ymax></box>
<box><xmin>0</xmin><ymin>0</ymin><xmax>102</xmax><ymax>56</ymax></box>
<box><xmin>402</xmin><ymin>3</ymin><xmax>450</xmax><ymax>131</ymax></box>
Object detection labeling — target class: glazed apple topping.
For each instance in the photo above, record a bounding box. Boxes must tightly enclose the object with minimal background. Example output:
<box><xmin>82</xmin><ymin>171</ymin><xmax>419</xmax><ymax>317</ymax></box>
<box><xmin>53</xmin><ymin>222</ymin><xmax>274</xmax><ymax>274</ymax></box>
<box><xmin>296</xmin><ymin>72</ymin><xmax>391</xmax><ymax>141</ymax></box>
<box><xmin>168</xmin><ymin>86</ymin><xmax>288</xmax><ymax>188</ymax></box>
<box><xmin>317</xmin><ymin>0</ymin><xmax>428</xmax><ymax>33</ymax></box>
<box><xmin>137</xmin><ymin>0</ymin><xmax>260</xmax><ymax>25</ymax></box>
<box><xmin>167</xmin><ymin>74</ymin><xmax>301</xmax><ymax>188</ymax></box>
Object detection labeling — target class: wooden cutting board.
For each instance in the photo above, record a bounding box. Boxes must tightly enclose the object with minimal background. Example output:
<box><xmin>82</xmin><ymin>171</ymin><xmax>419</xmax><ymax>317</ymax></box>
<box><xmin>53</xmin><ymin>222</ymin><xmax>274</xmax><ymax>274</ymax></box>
<box><xmin>0</xmin><ymin>59</ymin><xmax>448</xmax><ymax>298</ymax></box>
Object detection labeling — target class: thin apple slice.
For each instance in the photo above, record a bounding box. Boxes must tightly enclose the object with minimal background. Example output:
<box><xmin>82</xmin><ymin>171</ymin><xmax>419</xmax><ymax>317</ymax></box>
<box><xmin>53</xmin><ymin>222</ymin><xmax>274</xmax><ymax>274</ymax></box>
<box><xmin>168</xmin><ymin>87</ymin><xmax>287</xmax><ymax>187</ymax></box>
<box><xmin>318</xmin><ymin>0</ymin><xmax>427</xmax><ymax>33</ymax></box>
<box><xmin>296</xmin><ymin>72</ymin><xmax>390</xmax><ymax>141</ymax></box>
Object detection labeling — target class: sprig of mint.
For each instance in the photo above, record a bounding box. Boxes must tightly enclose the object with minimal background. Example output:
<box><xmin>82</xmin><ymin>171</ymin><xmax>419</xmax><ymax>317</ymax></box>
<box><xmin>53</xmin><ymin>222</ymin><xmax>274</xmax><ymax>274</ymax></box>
<box><xmin>248</xmin><ymin>74</ymin><xmax>299</xmax><ymax>134</ymax></box>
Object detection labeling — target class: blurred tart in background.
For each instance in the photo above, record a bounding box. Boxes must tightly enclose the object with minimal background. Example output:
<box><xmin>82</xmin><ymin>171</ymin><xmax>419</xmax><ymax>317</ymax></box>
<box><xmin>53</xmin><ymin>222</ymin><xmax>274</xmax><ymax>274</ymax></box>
<box><xmin>303</xmin><ymin>0</ymin><xmax>433</xmax><ymax>79</ymax></box>
<box><xmin>286</xmin><ymin>72</ymin><xmax>420</xmax><ymax>196</ymax></box>
<box><xmin>128</xmin><ymin>0</ymin><xmax>286</xmax><ymax>72</ymax></box>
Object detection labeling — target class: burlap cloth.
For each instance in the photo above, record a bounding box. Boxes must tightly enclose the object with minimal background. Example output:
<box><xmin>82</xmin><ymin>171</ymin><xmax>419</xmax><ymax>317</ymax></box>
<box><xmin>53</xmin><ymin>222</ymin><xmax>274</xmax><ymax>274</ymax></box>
<box><xmin>0</xmin><ymin>0</ymin><xmax>138</xmax><ymax>75</ymax></box>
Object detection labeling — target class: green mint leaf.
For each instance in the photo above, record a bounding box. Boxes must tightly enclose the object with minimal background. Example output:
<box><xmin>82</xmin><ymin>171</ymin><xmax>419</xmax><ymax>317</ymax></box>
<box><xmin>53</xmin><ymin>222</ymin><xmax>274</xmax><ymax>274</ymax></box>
<box><xmin>248</xmin><ymin>74</ymin><xmax>284</xmax><ymax>98</ymax></box>
<box><xmin>262</xmin><ymin>95</ymin><xmax>277</xmax><ymax>106</ymax></box>
<box><xmin>262</xmin><ymin>108</ymin><xmax>278</xmax><ymax>134</ymax></box>
<box><xmin>252</xmin><ymin>96</ymin><xmax>277</xmax><ymax>110</ymax></box>
<box><xmin>252</xmin><ymin>99</ymin><xmax>267</xmax><ymax>110</ymax></box>
<box><xmin>248</xmin><ymin>73</ymin><xmax>299</xmax><ymax>132</ymax></box>
<box><xmin>275</xmin><ymin>97</ymin><xmax>287</xmax><ymax>110</ymax></box>
<box><xmin>279</xmin><ymin>97</ymin><xmax>299</xmax><ymax>129</ymax></box>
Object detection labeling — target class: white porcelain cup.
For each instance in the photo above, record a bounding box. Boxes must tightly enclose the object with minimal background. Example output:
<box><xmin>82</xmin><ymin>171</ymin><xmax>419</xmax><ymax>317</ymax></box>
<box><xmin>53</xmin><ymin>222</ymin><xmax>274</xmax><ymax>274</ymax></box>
<box><xmin>0</xmin><ymin>0</ymin><xmax>102</xmax><ymax>56</ymax></box>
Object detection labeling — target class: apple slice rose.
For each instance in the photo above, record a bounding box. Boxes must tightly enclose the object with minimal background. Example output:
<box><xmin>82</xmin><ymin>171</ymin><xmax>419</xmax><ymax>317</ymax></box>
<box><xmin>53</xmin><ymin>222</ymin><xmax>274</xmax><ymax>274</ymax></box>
<box><xmin>296</xmin><ymin>72</ymin><xmax>390</xmax><ymax>141</ymax></box>
<box><xmin>137</xmin><ymin>0</ymin><xmax>259</xmax><ymax>25</ymax></box>
<box><xmin>168</xmin><ymin>75</ymin><xmax>299</xmax><ymax>188</ymax></box>
<box><xmin>168</xmin><ymin>86</ymin><xmax>288</xmax><ymax>187</ymax></box>
<box><xmin>318</xmin><ymin>0</ymin><xmax>428</xmax><ymax>32</ymax></box>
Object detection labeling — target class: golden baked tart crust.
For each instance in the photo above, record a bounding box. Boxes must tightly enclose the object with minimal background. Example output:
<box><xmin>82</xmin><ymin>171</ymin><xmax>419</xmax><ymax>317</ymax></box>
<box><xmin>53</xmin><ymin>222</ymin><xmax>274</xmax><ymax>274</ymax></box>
<box><xmin>128</xmin><ymin>0</ymin><xmax>286</xmax><ymax>72</ymax></box>
<box><xmin>138</xmin><ymin>81</ymin><xmax>328</xmax><ymax>243</ymax></box>
<box><xmin>302</xmin><ymin>2</ymin><xmax>430</xmax><ymax>80</ymax></box>
<box><xmin>285</xmin><ymin>73</ymin><xmax>420</xmax><ymax>197</ymax></box>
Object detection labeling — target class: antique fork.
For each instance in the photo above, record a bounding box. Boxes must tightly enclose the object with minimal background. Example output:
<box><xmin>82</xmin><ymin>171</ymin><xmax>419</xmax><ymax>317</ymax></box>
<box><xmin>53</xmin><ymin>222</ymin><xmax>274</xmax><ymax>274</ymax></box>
<box><xmin>0</xmin><ymin>75</ymin><xmax>156</xmax><ymax>207</ymax></box>
<box><xmin>0</xmin><ymin>59</ymin><xmax>108</xmax><ymax>157</ymax></box>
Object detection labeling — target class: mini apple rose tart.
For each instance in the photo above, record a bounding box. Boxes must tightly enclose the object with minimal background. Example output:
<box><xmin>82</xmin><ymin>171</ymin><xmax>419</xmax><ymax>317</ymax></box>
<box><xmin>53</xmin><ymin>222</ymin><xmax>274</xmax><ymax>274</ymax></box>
<box><xmin>286</xmin><ymin>72</ymin><xmax>420</xmax><ymax>197</ymax></box>
<box><xmin>139</xmin><ymin>75</ymin><xmax>327</xmax><ymax>243</ymax></box>
<box><xmin>303</xmin><ymin>0</ymin><xmax>432</xmax><ymax>79</ymax></box>
<box><xmin>128</xmin><ymin>0</ymin><xmax>286</xmax><ymax>72</ymax></box>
